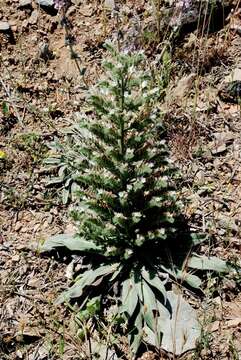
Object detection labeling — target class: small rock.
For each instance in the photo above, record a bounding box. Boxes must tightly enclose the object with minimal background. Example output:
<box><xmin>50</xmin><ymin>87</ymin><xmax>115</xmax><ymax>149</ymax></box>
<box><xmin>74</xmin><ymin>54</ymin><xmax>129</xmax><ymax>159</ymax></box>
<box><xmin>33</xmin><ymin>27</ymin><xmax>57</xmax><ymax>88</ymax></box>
<box><xmin>65</xmin><ymin>261</ymin><xmax>74</xmax><ymax>280</ymax></box>
<box><xmin>29</xmin><ymin>10</ymin><xmax>38</xmax><ymax>24</ymax></box>
<box><xmin>213</xmin><ymin>131</ymin><xmax>235</xmax><ymax>144</ymax></box>
<box><xmin>37</xmin><ymin>343</ymin><xmax>49</xmax><ymax>359</ymax></box>
<box><xmin>21</xmin><ymin>19</ymin><xmax>29</xmax><ymax>28</ymax></box>
<box><xmin>39</xmin><ymin>42</ymin><xmax>54</xmax><ymax>60</ymax></box>
<box><xmin>36</xmin><ymin>0</ymin><xmax>54</xmax><ymax>7</ymax></box>
<box><xmin>47</xmin><ymin>214</ymin><xmax>53</xmax><ymax>224</ymax></box>
<box><xmin>104</xmin><ymin>0</ymin><xmax>116</xmax><ymax>10</ymax></box>
<box><xmin>28</xmin><ymin>278</ymin><xmax>42</xmax><ymax>288</ymax></box>
<box><xmin>16</xmin><ymin>350</ymin><xmax>23</xmax><ymax>359</ymax></box>
<box><xmin>19</xmin><ymin>0</ymin><xmax>32</xmax><ymax>8</ymax></box>
<box><xmin>15</xmin><ymin>222</ymin><xmax>22</xmax><ymax>232</ymax></box>
<box><xmin>50</xmin><ymin>208</ymin><xmax>58</xmax><ymax>215</ymax></box>
<box><xmin>12</xmin><ymin>254</ymin><xmax>20</xmax><ymax>262</ymax></box>
<box><xmin>211</xmin><ymin>143</ymin><xmax>226</xmax><ymax>155</ymax></box>
<box><xmin>224</xmin><ymin>67</ymin><xmax>241</xmax><ymax>83</ymax></box>
<box><xmin>0</xmin><ymin>21</ymin><xmax>10</xmax><ymax>31</ymax></box>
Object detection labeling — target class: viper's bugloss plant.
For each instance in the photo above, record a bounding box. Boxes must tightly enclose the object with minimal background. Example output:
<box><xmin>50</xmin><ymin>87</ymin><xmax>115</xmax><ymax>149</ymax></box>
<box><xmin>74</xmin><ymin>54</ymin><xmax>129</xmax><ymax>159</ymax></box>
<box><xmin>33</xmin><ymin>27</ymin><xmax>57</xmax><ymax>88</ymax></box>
<box><xmin>71</xmin><ymin>47</ymin><xmax>181</xmax><ymax>259</ymax></box>
<box><xmin>42</xmin><ymin>43</ymin><xmax>231</xmax><ymax>356</ymax></box>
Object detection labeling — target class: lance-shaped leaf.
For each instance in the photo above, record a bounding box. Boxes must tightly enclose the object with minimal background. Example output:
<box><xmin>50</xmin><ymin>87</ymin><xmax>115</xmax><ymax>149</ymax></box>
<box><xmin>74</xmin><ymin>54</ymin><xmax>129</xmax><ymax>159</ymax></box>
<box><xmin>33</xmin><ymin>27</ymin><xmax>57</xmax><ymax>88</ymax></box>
<box><xmin>160</xmin><ymin>265</ymin><xmax>202</xmax><ymax>289</ymax></box>
<box><xmin>159</xmin><ymin>291</ymin><xmax>201</xmax><ymax>356</ymax></box>
<box><xmin>141</xmin><ymin>267</ymin><xmax>167</xmax><ymax>303</ymax></box>
<box><xmin>188</xmin><ymin>254</ymin><xmax>230</xmax><ymax>272</ymax></box>
<box><xmin>129</xmin><ymin>310</ymin><xmax>143</xmax><ymax>355</ymax></box>
<box><xmin>56</xmin><ymin>263</ymin><xmax>118</xmax><ymax>304</ymax></box>
<box><xmin>120</xmin><ymin>278</ymin><xmax>139</xmax><ymax>319</ymax></box>
<box><xmin>40</xmin><ymin>234</ymin><xmax>101</xmax><ymax>253</ymax></box>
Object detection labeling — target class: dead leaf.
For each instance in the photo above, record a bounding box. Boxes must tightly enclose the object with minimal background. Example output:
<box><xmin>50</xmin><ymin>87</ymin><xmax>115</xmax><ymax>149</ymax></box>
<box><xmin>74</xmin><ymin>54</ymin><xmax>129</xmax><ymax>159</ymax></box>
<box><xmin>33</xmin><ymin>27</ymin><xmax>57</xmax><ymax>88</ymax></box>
<box><xmin>171</xmin><ymin>73</ymin><xmax>196</xmax><ymax>101</ymax></box>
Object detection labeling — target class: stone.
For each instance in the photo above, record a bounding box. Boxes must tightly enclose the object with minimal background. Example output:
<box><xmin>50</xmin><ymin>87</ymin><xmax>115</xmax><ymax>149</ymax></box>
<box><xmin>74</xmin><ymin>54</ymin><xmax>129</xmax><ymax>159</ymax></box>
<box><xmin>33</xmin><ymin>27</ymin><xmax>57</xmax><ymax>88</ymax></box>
<box><xmin>28</xmin><ymin>278</ymin><xmax>42</xmax><ymax>288</ymax></box>
<box><xmin>19</xmin><ymin>0</ymin><xmax>32</xmax><ymax>8</ymax></box>
<box><xmin>29</xmin><ymin>10</ymin><xmax>38</xmax><ymax>24</ymax></box>
<box><xmin>211</xmin><ymin>143</ymin><xmax>226</xmax><ymax>155</ymax></box>
<box><xmin>0</xmin><ymin>21</ymin><xmax>10</xmax><ymax>31</ymax></box>
<box><xmin>224</xmin><ymin>67</ymin><xmax>241</xmax><ymax>83</ymax></box>
<box><xmin>36</xmin><ymin>0</ymin><xmax>54</xmax><ymax>7</ymax></box>
<box><xmin>12</xmin><ymin>254</ymin><xmax>20</xmax><ymax>262</ymax></box>
<box><xmin>104</xmin><ymin>0</ymin><xmax>115</xmax><ymax>10</ymax></box>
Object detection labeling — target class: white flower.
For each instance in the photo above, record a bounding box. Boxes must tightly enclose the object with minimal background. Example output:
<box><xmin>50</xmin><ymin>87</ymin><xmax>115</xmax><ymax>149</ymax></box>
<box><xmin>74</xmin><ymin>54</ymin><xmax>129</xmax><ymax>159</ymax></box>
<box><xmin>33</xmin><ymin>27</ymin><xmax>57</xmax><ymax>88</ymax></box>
<box><xmin>141</xmin><ymin>80</ymin><xmax>148</xmax><ymax>89</ymax></box>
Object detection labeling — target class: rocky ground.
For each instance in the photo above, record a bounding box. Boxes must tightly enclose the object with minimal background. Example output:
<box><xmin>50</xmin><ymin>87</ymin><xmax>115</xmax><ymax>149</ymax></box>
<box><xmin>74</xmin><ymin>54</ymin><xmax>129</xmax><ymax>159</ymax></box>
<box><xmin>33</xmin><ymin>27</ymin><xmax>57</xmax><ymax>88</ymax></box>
<box><xmin>1</xmin><ymin>0</ymin><xmax>241</xmax><ymax>359</ymax></box>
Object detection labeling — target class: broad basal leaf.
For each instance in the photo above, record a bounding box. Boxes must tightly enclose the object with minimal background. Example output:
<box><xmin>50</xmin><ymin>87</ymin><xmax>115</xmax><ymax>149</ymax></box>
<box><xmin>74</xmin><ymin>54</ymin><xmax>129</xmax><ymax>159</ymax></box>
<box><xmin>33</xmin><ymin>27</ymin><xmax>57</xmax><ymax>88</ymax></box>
<box><xmin>142</xmin><ymin>281</ymin><xmax>158</xmax><ymax>333</ymax></box>
<box><xmin>40</xmin><ymin>234</ymin><xmax>101</xmax><ymax>253</ymax></box>
<box><xmin>159</xmin><ymin>291</ymin><xmax>201</xmax><ymax>355</ymax></box>
<box><xmin>188</xmin><ymin>255</ymin><xmax>229</xmax><ymax>272</ymax></box>
<box><xmin>120</xmin><ymin>278</ymin><xmax>139</xmax><ymax>319</ymax></box>
<box><xmin>160</xmin><ymin>265</ymin><xmax>202</xmax><ymax>289</ymax></box>
<box><xmin>141</xmin><ymin>267</ymin><xmax>167</xmax><ymax>302</ymax></box>
<box><xmin>142</xmin><ymin>279</ymin><xmax>170</xmax><ymax>347</ymax></box>
<box><xmin>129</xmin><ymin>310</ymin><xmax>143</xmax><ymax>355</ymax></box>
<box><xmin>56</xmin><ymin>263</ymin><xmax>118</xmax><ymax>304</ymax></box>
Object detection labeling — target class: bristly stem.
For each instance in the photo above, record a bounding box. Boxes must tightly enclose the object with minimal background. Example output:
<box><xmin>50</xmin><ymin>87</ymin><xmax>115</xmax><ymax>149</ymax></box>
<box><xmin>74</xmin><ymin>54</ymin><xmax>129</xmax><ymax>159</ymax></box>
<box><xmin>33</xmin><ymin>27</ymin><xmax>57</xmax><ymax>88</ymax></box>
<box><xmin>120</xmin><ymin>75</ymin><xmax>125</xmax><ymax>157</ymax></box>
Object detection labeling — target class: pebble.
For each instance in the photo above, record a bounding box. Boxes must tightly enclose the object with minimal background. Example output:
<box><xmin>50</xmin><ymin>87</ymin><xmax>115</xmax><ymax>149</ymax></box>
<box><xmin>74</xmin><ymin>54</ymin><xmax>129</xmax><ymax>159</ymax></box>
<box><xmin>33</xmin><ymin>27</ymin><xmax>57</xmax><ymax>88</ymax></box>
<box><xmin>28</xmin><ymin>278</ymin><xmax>42</xmax><ymax>288</ymax></box>
<box><xmin>0</xmin><ymin>21</ymin><xmax>10</xmax><ymax>31</ymax></box>
<box><xmin>19</xmin><ymin>0</ymin><xmax>32</xmax><ymax>8</ymax></box>
<box><xmin>211</xmin><ymin>143</ymin><xmax>227</xmax><ymax>155</ymax></box>
<box><xmin>104</xmin><ymin>0</ymin><xmax>115</xmax><ymax>10</ymax></box>
<box><xmin>16</xmin><ymin>350</ymin><xmax>23</xmax><ymax>359</ymax></box>
<box><xmin>21</xmin><ymin>19</ymin><xmax>29</xmax><ymax>28</ymax></box>
<box><xmin>15</xmin><ymin>222</ymin><xmax>23</xmax><ymax>232</ymax></box>
<box><xmin>29</xmin><ymin>10</ymin><xmax>39</xmax><ymax>24</ymax></box>
<box><xmin>12</xmin><ymin>254</ymin><xmax>20</xmax><ymax>262</ymax></box>
<box><xmin>36</xmin><ymin>0</ymin><xmax>54</xmax><ymax>7</ymax></box>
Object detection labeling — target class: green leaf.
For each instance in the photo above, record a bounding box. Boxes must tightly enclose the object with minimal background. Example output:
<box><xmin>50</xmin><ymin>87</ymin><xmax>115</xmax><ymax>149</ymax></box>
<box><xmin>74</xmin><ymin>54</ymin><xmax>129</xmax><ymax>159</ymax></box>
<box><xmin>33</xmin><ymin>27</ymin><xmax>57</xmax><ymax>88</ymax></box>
<box><xmin>46</xmin><ymin>177</ymin><xmax>65</xmax><ymax>186</ymax></box>
<box><xmin>143</xmin><ymin>325</ymin><xmax>159</xmax><ymax>347</ymax></box>
<box><xmin>141</xmin><ymin>268</ymin><xmax>167</xmax><ymax>302</ymax></box>
<box><xmin>109</xmin><ymin>265</ymin><xmax>123</xmax><ymax>282</ymax></box>
<box><xmin>142</xmin><ymin>281</ymin><xmax>157</xmax><ymax>332</ymax></box>
<box><xmin>160</xmin><ymin>265</ymin><xmax>202</xmax><ymax>289</ymax></box>
<box><xmin>159</xmin><ymin>291</ymin><xmax>201</xmax><ymax>355</ymax></box>
<box><xmin>188</xmin><ymin>255</ymin><xmax>229</xmax><ymax>272</ymax></box>
<box><xmin>2</xmin><ymin>101</ymin><xmax>9</xmax><ymax>115</ymax></box>
<box><xmin>190</xmin><ymin>233</ymin><xmax>208</xmax><ymax>246</ymax></box>
<box><xmin>129</xmin><ymin>310</ymin><xmax>143</xmax><ymax>355</ymax></box>
<box><xmin>56</xmin><ymin>263</ymin><xmax>118</xmax><ymax>304</ymax></box>
<box><xmin>62</xmin><ymin>188</ymin><xmax>69</xmax><ymax>205</ymax></box>
<box><xmin>120</xmin><ymin>278</ymin><xmax>139</xmax><ymax>318</ymax></box>
<box><xmin>181</xmin><ymin>272</ymin><xmax>202</xmax><ymax>289</ymax></box>
<box><xmin>40</xmin><ymin>234</ymin><xmax>101</xmax><ymax>253</ymax></box>
<box><xmin>0</xmin><ymin>150</ymin><xmax>7</xmax><ymax>160</ymax></box>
